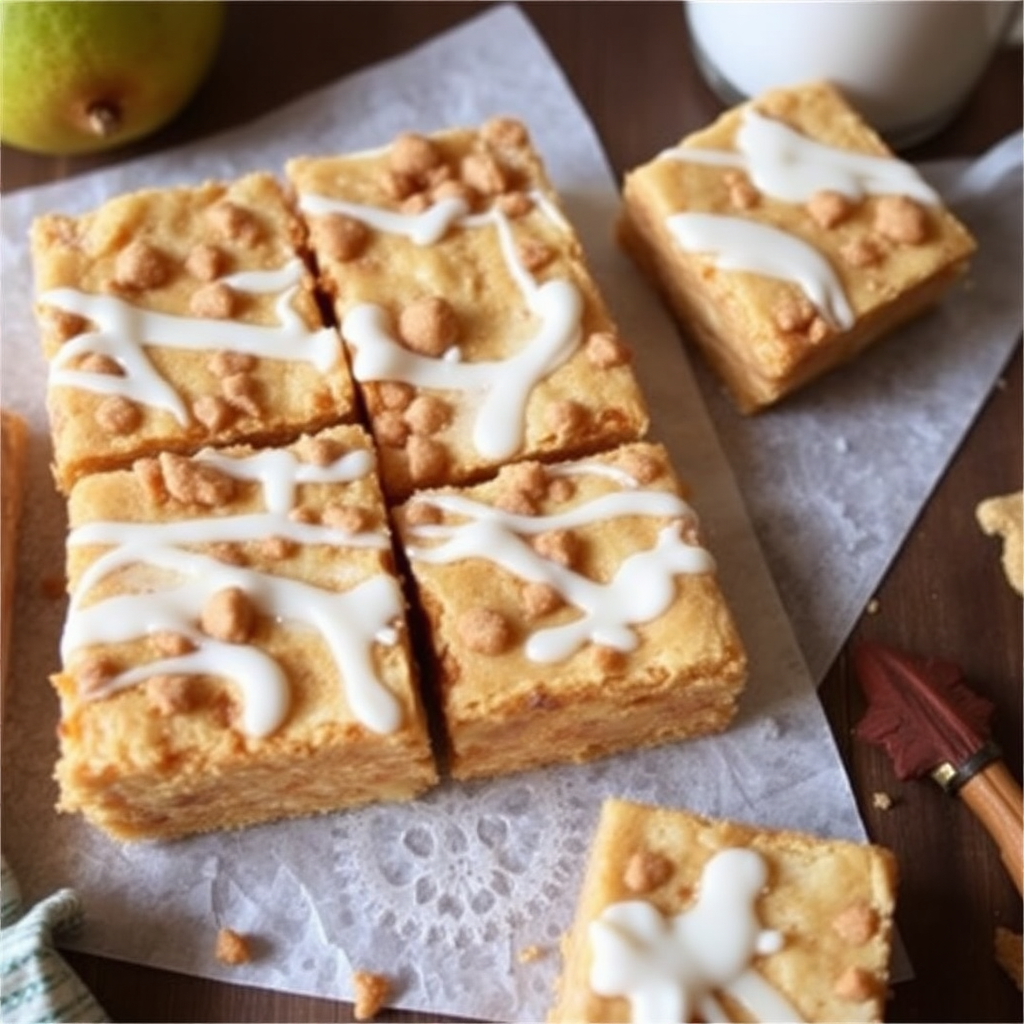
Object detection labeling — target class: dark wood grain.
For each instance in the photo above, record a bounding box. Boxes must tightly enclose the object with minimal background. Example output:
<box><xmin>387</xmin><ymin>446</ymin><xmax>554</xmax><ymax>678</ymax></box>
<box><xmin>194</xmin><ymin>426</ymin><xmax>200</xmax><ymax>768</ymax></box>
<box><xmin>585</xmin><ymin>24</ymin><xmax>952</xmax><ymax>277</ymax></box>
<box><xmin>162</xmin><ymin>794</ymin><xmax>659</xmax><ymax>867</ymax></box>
<box><xmin>4</xmin><ymin>3</ymin><xmax>1021</xmax><ymax>1021</ymax></box>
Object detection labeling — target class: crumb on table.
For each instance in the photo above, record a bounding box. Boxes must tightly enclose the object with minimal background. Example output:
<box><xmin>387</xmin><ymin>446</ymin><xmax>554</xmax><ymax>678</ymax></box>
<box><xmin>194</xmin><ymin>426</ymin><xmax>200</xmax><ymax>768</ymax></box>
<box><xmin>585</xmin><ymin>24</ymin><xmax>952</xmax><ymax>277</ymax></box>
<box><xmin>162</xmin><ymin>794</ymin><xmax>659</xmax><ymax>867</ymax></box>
<box><xmin>215</xmin><ymin>927</ymin><xmax>252</xmax><ymax>965</ymax></box>
<box><xmin>871</xmin><ymin>791</ymin><xmax>894</xmax><ymax>811</ymax></box>
<box><xmin>352</xmin><ymin>970</ymin><xmax>391</xmax><ymax>1021</ymax></box>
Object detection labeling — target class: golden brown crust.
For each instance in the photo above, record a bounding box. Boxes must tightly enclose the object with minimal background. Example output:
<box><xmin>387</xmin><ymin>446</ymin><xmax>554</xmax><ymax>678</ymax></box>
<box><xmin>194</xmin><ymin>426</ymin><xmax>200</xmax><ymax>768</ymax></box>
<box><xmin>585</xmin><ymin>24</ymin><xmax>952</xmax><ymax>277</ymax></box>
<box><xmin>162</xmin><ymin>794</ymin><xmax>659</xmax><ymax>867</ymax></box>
<box><xmin>287</xmin><ymin>120</ymin><xmax>649</xmax><ymax>501</ymax></box>
<box><xmin>54</xmin><ymin>425</ymin><xmax>437</xmax><ymax>841</ymax></box>
<box><xmin>549</xmin><ymin>798</ymin><xmax>899</xmax><ymax>1023</ymax></box>
<box><xmin>31</xmin><ymin>173</ymin><xmax>357</xmax><ymax>493</ymax></box>
<box><xmin>393</xmin><ymin>442</ymin><xmax>746</xmax><ymax>781</ymax></box>
<box><xmin>620</xmin><ymin>81</ymin><xmax>977</xmax><ymax>413</ymax></box>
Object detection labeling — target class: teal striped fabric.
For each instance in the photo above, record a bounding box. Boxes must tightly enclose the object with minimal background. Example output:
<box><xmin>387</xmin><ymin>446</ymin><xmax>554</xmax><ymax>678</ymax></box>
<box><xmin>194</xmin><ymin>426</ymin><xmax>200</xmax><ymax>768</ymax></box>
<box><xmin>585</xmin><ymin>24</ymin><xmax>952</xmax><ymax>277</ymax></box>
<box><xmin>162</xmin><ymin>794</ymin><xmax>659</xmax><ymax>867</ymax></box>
<box><xmin>1</xmin><ymin>857</ymin><xmax>108</xmax><ymax>1024</ymax></box>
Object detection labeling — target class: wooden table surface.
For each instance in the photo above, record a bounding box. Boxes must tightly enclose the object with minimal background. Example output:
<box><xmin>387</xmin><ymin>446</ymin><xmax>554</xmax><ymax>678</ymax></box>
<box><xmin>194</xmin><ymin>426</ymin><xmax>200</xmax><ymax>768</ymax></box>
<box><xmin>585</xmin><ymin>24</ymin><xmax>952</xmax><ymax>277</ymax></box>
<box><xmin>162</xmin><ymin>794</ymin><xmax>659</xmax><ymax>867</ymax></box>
<box><xmin>3</xmin><ymin>3</ymin><xmax>1021</xmax><ymax>1022</ymax></box>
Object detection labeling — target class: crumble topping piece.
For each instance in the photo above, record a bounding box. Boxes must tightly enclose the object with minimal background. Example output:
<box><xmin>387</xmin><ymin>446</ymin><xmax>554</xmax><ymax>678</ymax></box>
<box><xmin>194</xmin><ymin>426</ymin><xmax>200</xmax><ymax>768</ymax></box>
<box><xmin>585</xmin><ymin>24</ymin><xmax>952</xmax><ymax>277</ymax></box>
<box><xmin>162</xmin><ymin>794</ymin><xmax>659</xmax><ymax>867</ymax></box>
<box><xmin>352</xmin><ymin>970</ymin><xmax>391</xmax><ymax>1021</ymax></box>
<box><xmin>398</xmin><ymin>296</ymin><xmax>459</xmax><ymax>356</ymax></box>
<box><xmin>215</xmin><ymin>927</ymin><xmax>252</xmax><ymax>966</ymax></box>
<box><xmin>873</xmin><ymin>195</ymin><xmax>928</xmax><ymax>245</ymax></box>
<box><xmin>831</xmin><ymin>901</ymin><xmax>880</xmax><ymax>945</ymax></box>
<box><xmin>623</xmin><ymin>849</ymin><xmax>674</xmax><ymax>893</ymax></box>
<box><xmin>201</xmin><ymin>587</ymin><xmax>255</xmax><ymax>645</ymax></box>
<box><xmin>807</xmin><ymin>189</ymin><xmax>853</xmax><ymax>229</ymax></box>
<box><xmin>458</xmin><ymin>607</ymin><xmax>512</xmax><ymax>655</ymax></box>
<box><xmin>114</xmin><ymin>240</ymin><xmax>170</xmax><ymax>291</ymax></box>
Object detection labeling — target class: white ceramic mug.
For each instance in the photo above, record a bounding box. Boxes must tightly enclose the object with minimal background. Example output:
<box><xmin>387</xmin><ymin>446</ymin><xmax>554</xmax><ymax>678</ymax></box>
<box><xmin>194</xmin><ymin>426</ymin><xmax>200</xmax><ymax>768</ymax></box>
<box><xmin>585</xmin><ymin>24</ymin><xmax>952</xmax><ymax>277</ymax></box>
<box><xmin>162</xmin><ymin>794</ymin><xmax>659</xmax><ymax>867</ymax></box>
<box><xmin>685</xmin><ymin>0</ymin><xmax>1019</xmax><ymax>148</ymax></box>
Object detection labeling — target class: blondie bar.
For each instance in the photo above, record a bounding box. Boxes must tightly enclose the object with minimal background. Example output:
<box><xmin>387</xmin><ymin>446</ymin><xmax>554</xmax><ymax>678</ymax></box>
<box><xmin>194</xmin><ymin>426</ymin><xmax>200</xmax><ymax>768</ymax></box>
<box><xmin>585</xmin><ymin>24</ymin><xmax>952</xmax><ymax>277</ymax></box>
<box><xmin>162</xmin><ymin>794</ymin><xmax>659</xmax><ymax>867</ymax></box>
<box><xmin>393</xmin><ymin>442</ymin><xmax>746</xmax><ymax>780</ymax></box>
<box><xmin>53</xmin><ymin>424</ymin><xmax>436</xmax><ymax>840</ymax></box>
<box><xmin>288</xmin><ymin>119</ymin><xmax>649</xmax><ymax>500</ymax></box>
<box><xmin>549</xmin><ymin>798</ymin><xmax>898</xmax><ymax>1023</ymax></box>
<box><xmin>32</xmin><ymin>173</ymin><xmax>357</xmax><ymax>492</ymax></box>
<box><xmin>620</xmin><ymin>81</ymin><xmax>976</xmax><ymax>412</ymax></box>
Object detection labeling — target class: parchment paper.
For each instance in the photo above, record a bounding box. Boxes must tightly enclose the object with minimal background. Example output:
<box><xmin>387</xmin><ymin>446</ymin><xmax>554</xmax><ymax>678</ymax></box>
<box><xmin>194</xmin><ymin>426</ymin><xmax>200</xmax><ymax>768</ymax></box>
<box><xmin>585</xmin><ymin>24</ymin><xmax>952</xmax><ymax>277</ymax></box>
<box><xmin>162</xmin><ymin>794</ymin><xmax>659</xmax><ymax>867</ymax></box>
<box><xmin>1</xmin><ymin>6</ymin><xmax>1020</xmax><ymax>1021</ymax></box>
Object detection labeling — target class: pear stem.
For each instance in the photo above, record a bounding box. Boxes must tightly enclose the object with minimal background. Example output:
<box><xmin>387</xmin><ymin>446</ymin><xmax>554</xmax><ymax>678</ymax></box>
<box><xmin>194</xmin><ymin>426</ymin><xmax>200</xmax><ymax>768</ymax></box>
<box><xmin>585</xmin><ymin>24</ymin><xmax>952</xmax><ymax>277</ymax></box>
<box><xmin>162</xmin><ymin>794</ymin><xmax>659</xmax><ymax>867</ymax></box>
<box><xmin>86</xmin><ymin>101</ymin><xmax>122</xmax><ymax>139</ymax></box>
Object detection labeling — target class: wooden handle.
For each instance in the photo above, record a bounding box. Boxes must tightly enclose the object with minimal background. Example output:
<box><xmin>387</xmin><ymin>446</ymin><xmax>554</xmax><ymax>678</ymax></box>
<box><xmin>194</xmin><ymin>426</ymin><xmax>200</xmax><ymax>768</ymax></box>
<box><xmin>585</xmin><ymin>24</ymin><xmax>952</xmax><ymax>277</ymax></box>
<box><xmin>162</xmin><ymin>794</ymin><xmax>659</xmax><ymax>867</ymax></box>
<box><xmin>958</xmin><ymin>761</ymin><xmax>1024</xmax><ymax>898</ymax></box>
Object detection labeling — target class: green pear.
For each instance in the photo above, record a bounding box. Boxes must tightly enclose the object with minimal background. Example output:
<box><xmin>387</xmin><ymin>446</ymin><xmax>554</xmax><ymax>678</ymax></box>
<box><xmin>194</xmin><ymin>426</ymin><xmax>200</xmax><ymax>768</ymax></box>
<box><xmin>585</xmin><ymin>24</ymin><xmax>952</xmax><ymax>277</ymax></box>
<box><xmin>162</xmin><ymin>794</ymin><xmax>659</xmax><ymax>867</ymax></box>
<box><xmin>1</xmin><ymin>0</ymin><xmax>225</xmax><ymax>156</ymax></box>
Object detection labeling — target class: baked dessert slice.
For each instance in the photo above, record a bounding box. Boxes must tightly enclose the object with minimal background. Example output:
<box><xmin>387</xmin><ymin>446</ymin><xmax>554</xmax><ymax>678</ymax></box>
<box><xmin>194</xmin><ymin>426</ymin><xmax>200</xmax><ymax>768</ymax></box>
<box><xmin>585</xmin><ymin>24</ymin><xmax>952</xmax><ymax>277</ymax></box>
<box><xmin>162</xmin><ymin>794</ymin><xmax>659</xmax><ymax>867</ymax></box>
<box><xmin>619</xmin><ymin>80</ymin><xmax>977</xmax><ymax>412</ymax></box>
<box><xmin>53</xmin><ymin>424</ymin><xmax>437</xmax><ymax>841</ymax></box>
<box><xmin>287</xmin><ymin>118</ymin><xmax>649</xmax><ymax>501</ymax></box>
<box><xmin>31</xmin><ymin>173</ymin><xmax>357</xmax><ymax>494</ymax></box>
<box><xmin>392</xmin><ymin>442</ymin><xmax>747</xmax><ymax>780</ymax></box>
<box><xmin>549</xmin><ymin>798</ymin><xmax>898</xmax><ymax>1023</ymax></box>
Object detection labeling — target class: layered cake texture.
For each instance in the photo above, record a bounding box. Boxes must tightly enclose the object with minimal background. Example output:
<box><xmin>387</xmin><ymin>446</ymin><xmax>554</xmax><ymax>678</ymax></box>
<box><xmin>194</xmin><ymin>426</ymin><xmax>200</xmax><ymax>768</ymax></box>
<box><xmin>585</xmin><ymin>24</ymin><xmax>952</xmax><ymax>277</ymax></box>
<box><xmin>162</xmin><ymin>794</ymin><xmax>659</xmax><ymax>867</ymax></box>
<box><xmin>393</xmin><ymin>443</ymin><xmax>747</xmax><ymax>780</ymax></box>
<box><xmin>53</xmin><ymin>425</ymin><xmax>436</xmax><ymax>840</ymax></box>
<box><xmin>287</xmin><ymin>119</ymin><xmax>650</xmax><ymax>501</ymax></box>
<box><xmin>31</xmin><ymin>173</ymin><xmax>357</xmax><ymax>493</ymax></box>
<box><xmin>619</xmin><ymin>81</ymin><xmax>977</xmax><ymax>412</ymax></box>
<box><xmin>549</xmin><ymin>798</ymin><xmax>899</xmax><ymax>1023</ymax></box>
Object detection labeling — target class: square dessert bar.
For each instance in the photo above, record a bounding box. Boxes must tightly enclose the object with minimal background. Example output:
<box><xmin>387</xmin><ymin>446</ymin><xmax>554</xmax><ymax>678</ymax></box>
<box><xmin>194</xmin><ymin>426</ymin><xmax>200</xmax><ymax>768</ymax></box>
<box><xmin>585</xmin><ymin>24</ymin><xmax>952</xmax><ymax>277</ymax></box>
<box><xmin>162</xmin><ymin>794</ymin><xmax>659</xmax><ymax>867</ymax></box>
<box><xmin>619</xmin><ymin>80</ymin><xmax>977</xmax><ymax>412</ymax></box>
<box><xmin>53</xmin><ymin>424</ymin><xmax>437</xmax><ymax>841</ymax></box>
<box><xmin>392</xmin><ymin>442</ymin><xmax>747</xmax><ymax>781</ymax></box>
<box><xmin>287</xmin><ymin>118</ymin><xmax>650</xmax><ymax>501</ymax></box>
<box><xmin>31</xmin><ymin>172</ymin><xmax>358</xmax><ymax>494</ymax></box>
<box><xmin>549</xmin><ymin>798</ymin><xmax>898</xmax><ymax>1023</ymax></box>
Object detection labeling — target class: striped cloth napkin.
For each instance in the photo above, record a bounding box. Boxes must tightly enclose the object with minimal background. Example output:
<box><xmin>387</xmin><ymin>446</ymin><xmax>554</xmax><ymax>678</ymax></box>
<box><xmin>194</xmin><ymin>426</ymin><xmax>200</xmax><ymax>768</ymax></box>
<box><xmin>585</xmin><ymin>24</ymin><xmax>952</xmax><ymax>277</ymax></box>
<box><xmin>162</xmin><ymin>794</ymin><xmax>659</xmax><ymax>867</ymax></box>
<box><xmin>1</xmin><ymin>857</ymin><xmax>108</xmax><ymax>1024</ymax></box>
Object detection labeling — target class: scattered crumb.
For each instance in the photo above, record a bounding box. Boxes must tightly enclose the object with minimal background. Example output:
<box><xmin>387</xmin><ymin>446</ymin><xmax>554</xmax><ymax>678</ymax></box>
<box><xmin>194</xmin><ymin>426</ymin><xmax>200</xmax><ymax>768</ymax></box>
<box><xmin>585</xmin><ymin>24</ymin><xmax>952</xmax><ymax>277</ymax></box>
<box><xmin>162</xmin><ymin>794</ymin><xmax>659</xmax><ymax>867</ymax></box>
<box><xmin>352</xmin><ymin>970</ymin><xmax>391</xmax><ymax>1021</ymax></box>
<box><xmin>995</xmin><ymin>927</ymin><xmax>1023</xmax><ymax>990</ymax></box>
<box><xmin>872</xmin><ymin>791</ymin><xmax>894</xmax><ymax>811</ymax></box>
<box><xmin>865</xmin><ymin>598</ymin><xmax>880</xmax><ymax>615</ymax></box>
<box><xmin>976</xmin><ymin>491</ymin><xmax>1023</xmax><ymax>596</ymax></box>
<box><xmin>215</xmin><ymin>927</ymin><xmax>252</xmax><ymax>965</ymax></box>
<box><xmin>517</xmin><ymin>944</ymin><xmax>547</xmax><ymax>964</ymax></box>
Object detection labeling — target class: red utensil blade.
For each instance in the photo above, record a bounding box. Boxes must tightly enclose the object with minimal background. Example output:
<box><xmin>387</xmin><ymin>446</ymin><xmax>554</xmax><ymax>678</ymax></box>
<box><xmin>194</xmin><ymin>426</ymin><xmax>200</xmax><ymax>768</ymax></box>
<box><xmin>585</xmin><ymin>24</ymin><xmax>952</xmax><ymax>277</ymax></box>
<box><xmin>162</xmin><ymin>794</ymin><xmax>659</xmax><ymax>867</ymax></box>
<box><xmin>853</xmin><ymin>641</ymin><xmax>995</xmax><ymax>780</ymax></box>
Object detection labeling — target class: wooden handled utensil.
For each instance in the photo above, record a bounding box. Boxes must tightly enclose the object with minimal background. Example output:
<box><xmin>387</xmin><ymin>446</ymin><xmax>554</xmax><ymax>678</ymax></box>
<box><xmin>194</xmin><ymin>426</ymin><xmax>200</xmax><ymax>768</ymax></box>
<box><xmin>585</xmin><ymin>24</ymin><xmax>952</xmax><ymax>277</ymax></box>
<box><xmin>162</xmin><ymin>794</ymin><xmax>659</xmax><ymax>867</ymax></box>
<box><xmin>853</xmin><ymin>640</ymin><xmax>1024</xmax><ymax>898</ymax></box>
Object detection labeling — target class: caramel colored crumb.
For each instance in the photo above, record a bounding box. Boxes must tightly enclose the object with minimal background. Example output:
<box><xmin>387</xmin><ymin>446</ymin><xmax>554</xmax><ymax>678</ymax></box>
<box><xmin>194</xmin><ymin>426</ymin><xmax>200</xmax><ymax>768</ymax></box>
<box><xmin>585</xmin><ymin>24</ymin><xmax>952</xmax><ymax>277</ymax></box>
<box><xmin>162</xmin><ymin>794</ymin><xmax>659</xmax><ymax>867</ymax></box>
<box><xmin>995</xmin><ymin>927</ymin><xmax>1023</xmax><ymax>990</ymax></box>
<box><xmin>398</xmin><ymin>296</ymin><xmax>458</xmax><ymax>356</ymax></box>
<box><xmin>976</xmin><ymin>491</ymin><xmax>1023</xmax><ymax>596</ymax></box>
<box><xmin>831</xmin><ymin>901</ymin><xmax>880</xmax><ymax>945</ymax></box>
<box><xmin>201</xmin><ymin>586</ymin><xmax>255</xmax><ymax>644</ymax></box>
<box><xmin>623</xmin><ymin>850</ymin><xmax>674</xmax><ymax>893</ymax></box>
<box><xmin>517</xmin><ymin>944</ymin><xmax>546</xmax><ymax>964</ymax></box>
<box><xmin>873</xmin><ymin>195</ymin><xmax>927</xmax><ymax>245</ymax></box>
<box><xmin>458</xmin><ymin>606</ymin><xmax>512</xmax><ymax>655</ymax></box>
<box><xmin>159</xmin><ymin>452</ymin><xmax>236</xmax><ymax>507</ymax></box>
<box><xmin>806</xmin><ymin>189</ymin><xmax>853</xmax><ymax>229</ymax></box>
<box><xmin>215</xmin><ymin>927</ymin><xmax>252</xmax><ymax>965</ymax></box>
<box><xmin>352</xmin><ymin>970</ymin><xmax>391</xmax><ymax>1021</ymax></box>
<box><xmin>871</xmin><ymin>791</ymin><xmax>894</xmax><ymax>811</ymax></box>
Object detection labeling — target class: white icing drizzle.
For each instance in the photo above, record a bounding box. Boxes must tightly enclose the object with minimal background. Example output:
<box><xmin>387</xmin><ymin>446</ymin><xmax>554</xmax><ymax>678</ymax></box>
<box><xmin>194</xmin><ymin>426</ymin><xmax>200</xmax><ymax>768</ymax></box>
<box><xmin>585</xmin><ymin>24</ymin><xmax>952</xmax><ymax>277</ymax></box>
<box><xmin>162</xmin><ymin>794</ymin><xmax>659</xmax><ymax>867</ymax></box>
<box><xmin>661</xmin><ymin>108</ymin><xmax>939</xmax><ymax>205</ymax></box>
<box><xmin>194</xmin><ymin>446</ymin><xmax>375</xmax><ymax>515</ymax></box>
<box><xmin>42</xmin><ymin>259</ymin><xmax>341</xmax><ymax>425</ymax></box>
<box><xmin>588</xmin><ymin>848</ymin><xmax>805</xmax><ymax>1023</ymax></box>
<box><xmin>405</xmin><ymin>470</ymin><xmax>713</xmax><ymax>663</ymax></box>
<box><xmin>63</xmin><ymin>445</ymin><xmax>404</xmax><ymax>737</ymax></box>
<box><xmin>667</xmin><ymin>213</ymin><xmax>854</xmax><ymax>330</ymax></box>
<box><xmin>301</xmin><ymin>188</ymin><xmax>583</xmax><ymax>461</ymax></box>
<box><xmin>546</xmin><ymin>458</ymin><xmax>644</xmax><ymax>489</ymax></box>
<box><xmin>299</xmin><ymin>193</ymin><xmax>471</xmax><ymax>246</ymax></box>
